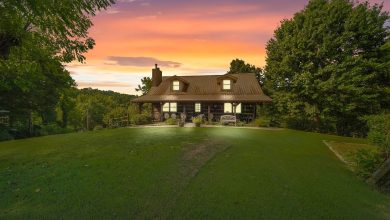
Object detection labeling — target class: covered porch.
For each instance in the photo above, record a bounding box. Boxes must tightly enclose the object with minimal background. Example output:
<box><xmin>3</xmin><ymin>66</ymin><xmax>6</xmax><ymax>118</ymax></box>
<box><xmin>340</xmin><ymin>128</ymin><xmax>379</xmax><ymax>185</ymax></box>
<box><xmin>140</xmin><ymin>102</ymin><xmax>261</xmax><ymax>123</ymax></box>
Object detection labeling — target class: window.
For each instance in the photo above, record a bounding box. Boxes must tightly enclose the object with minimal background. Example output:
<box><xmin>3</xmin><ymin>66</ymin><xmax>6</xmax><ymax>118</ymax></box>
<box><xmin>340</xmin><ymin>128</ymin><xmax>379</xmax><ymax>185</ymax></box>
<box><xmin>172</xmin><ymin>81</ymin><xmax>180</xmax><ymax>91</ymax></box>
<box><xmin>223</xmin><ymin>80</ymin><xmax>231</xmax><ymax>90</ymax></box>
<box><xmin>195</xmin><ymin>103</ymin><xmax>201</xmax><ymax>113</ymax></box>
<box><xmin>162</xmin><ymin>102</ymin><xmax>177</xmax><ymax>112</ymax></box>
<box><xmin>163</xmin><ymin>103</ymin><xmax>170</xmax><ymax>112</ymax></box>
<box><xmin>170</xmin><ymin>102</ymin><xmax>177</xmax><ymax>112</ymax></box>
<box><xmin>235</xmin><ymin>103</ymin><xmax>242</xmax><ymax>113</ymax></box>
<box><xmin>224</xmin><ymin>103</ymin><xmax>232</xmax><ymax>113</ymax></box>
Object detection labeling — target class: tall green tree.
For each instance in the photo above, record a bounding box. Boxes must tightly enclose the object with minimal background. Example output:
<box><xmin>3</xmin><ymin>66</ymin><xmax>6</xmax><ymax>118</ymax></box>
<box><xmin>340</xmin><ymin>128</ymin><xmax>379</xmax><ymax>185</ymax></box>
<box><xmin>264</xmin><ymin>0</ymin><xmax>389</xmax><ymax>136</ymax></box>
<box><xmin>0</xmin><ymin>0</ymin><xmax>114</xmax><ymax>134</ymax></box>
<box><xmin>136</xmin><ymin>77</ymin><xmax>152</xmax><ymax>95</ymax></box>
<box><xmin>0</xmin><ymin>41</ymin><xmax>75</xmax><ymax>120</ymax></box>
<box><xmin>0</xmin><ymin>0</ymin><xmax>115</xmax><ymax>62</ymax></box>
<box><xmin>227</xmin><ymin>59</ymin><xmax>264</xmax><ymax>85</ymax></box>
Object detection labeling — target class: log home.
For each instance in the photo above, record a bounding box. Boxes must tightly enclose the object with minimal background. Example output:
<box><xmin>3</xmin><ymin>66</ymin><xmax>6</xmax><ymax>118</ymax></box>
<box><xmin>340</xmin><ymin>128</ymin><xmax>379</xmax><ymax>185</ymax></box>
<box><xmin>132</xmin><ymin>65</ymin><xmax>272</xmax><ymax>122</ymax></box>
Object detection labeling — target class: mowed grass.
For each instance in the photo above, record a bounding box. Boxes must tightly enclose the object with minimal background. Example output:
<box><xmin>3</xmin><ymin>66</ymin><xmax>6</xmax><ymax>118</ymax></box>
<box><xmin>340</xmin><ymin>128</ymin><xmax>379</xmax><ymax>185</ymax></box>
<box><xmin>1</xmin><ymin>128</ymin><xmax>390</xmax><ymax>219</ymax></box>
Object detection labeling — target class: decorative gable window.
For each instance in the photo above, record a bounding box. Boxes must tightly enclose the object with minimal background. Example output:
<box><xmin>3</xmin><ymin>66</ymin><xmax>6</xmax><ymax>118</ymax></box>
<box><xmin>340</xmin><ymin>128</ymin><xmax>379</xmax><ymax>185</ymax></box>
<box><xmin>223</xmin><ymin>80</ymin><xmax>231</xmax><ymax>90</ymax></box>
<box><xmin>172</xmin><ymin>81</ymin><xmax>180</xmax><ymax>91</ymax></box>
<box><xmin>195</xmin><ymin>103</ymin><xmax>201</xmax><ymax>112</ymax></box>
<box><xmin>163</xmin><ymin>102</ymin><xmax>177</xmax><ymax>112</ymax></box>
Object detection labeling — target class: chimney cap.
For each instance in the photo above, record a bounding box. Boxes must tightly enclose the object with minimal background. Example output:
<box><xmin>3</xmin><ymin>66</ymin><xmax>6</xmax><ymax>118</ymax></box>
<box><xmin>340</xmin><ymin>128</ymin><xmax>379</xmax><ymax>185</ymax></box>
<box><xmin>155</xmin><ymin>64</ymin><xmax>158</xmax><ymax>69</ymax></box>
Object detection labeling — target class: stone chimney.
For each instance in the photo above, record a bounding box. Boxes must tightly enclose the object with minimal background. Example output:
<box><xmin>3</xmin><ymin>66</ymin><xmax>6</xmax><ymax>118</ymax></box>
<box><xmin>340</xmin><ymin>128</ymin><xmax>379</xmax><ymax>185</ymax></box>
<box><xmin>152</xmin><ymin>64</ymin><xmax>162</xmax><ymax>87</ymax></box>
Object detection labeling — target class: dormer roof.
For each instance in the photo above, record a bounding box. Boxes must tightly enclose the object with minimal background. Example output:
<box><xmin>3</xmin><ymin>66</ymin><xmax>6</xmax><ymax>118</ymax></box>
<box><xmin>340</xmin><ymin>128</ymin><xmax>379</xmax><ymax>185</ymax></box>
<box><xmin>167</xmin><ymin>75</ymin><xmax>189</xmax><ymax>85</ymax></box>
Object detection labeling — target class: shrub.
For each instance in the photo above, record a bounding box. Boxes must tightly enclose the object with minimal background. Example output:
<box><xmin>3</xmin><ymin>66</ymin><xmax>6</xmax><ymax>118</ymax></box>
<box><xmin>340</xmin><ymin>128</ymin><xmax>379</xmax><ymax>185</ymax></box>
<box><xmin>38</xmin><ymin>124</ymin><xmax>73</xmax><ymax>136</ymax></box>
<box><xmin>165</xmin><ymin>118</ymin><xmax>177</xmax><ymax>125</ymax></box>
<box><xmin>192</xmin><ymin>117</ymin><xmax>202</xmax><ymax>127</ymax></box>
<box><xmin>130</xmin><ymin>114</ymin><xmax>152</xmax><ymax>125</ymax></box>
<box><xmin>253</xmin><ymin>118</ymin><xmax>271</xmax><ymax>127</ymax></box>
<box><xmin>0</xmin><ymin>129</ymin><xmax>14</xmax><ymax>141</ymax></box>
<box><xmin>93</xmin><ymin>125</ymin><xmax>104</xmax><ymax>131</ymax></box>
<box><xmin>365</xmin><ymin>114</ymin><xmax>390</xmax><ymax>156</ymax></box>
<box><xmin>236</xmin><ymin>121</ymin><xmax>246</xmax><ymax>127</ymax></box>
<box><xmin>354</xmin><ymin>148</ymin><xmax>384</xmax><ymax>178</ymax></box>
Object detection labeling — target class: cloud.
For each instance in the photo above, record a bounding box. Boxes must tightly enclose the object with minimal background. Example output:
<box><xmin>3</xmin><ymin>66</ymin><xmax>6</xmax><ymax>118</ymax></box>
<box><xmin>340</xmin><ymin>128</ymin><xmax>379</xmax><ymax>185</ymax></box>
<box><xmin>106</xmin><ymin>8</ymin><xmax>120</xmax><ymax>14</ymax></box>
<box><xmin>106</xmin><ymin>56</ymin><xmax>182</xmax><ymax>68</ymax></box>
<box><xmin>117</xmin><ymin>0</ymin><xmax>137</xmax><ymax>3</ymax></box>
<box><xmin>77</xmin><ymin>81</ymin><xmax>131</xmax><ymax>88</ymax></box>
<box><xmin>140</xmin><ymin>2</ymin><xmax>150</xmax><ymax>7</ymax></box>
<box><xmin>136</xmin><ymin>15</ymin><xmax>157</xmax><ymax>20</ymax></box>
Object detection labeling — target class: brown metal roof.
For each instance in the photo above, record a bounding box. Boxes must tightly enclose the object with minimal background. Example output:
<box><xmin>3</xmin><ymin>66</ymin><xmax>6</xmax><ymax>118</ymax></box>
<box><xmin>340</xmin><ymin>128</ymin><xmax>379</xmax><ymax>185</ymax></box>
<box><xmin>132</xmin><ymin>73</ymin><xmax>272</xmax><ymax>103</ymax></box>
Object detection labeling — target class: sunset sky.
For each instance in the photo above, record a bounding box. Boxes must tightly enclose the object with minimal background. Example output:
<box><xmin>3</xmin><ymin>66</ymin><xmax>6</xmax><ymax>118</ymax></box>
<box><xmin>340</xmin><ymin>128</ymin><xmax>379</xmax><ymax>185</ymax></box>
<box><xmin>66</xmin><ymin>0</ymin><xmax>389</xmax><ymax>95</ymax></box>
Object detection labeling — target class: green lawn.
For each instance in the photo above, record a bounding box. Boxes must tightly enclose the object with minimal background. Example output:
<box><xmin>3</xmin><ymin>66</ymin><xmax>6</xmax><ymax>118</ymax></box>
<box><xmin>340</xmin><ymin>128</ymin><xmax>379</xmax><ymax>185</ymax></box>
<box><xmin>1</xmin><ymin>128</ymin><xmax>389</xmax><ymax>219</ymax></box>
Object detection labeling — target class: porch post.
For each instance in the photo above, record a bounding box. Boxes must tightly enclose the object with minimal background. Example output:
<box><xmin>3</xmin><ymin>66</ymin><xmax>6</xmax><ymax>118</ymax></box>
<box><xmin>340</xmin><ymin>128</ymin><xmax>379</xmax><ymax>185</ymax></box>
<box><xmin>254</xmin><ymin>103</ymin><xmax>257</xmax><ymax>120</ymax></box>
<box><xmin>207</xmin><ymin>104</ymin><xmax>211</xmax><ymax>122</ymax></box>
<box><xmin>151</xmin><ymin>103</ymin><xmax>154</xmax><ymax>121</ymax></box>
<box><xmin>233</xmin><ymin>103</ymin><xmax>237</xmax><ymax>126</ymax></box>
<box><xmin>160</xmin><ymin>102</ymin><xmax>164</xmax><ymax>122</ymax></box>
<box><xmin>183</xmin><ymin>104</ymin><xmax>186</xmax><ymax>122</ymax></box>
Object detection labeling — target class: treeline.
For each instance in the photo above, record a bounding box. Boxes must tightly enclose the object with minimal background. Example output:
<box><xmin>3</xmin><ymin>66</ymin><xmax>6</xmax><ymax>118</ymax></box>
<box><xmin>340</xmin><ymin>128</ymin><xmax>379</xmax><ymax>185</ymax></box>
<box><xmin>1</xmin><ymin>88</ymin><xmax>153</xmax><ymax>140</ymax></box>
<box><xmin>67</xmin><ymin>88</ymin><xmax>152</xmax><ymax>130</ymax></box>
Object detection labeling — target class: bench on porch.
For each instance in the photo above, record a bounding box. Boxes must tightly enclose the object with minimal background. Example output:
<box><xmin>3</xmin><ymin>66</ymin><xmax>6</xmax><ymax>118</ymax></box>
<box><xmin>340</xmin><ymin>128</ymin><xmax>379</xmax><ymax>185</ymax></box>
<box><xmin>220</xmin><ymin>115</ymin><xmax>236</xmax><ymax>125</ymax></box>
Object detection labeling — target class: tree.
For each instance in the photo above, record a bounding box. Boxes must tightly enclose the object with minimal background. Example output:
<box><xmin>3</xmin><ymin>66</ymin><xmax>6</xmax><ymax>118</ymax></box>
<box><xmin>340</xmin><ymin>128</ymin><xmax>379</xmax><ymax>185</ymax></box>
<box><xmin>0</xmin><ymin>0</ymin><xmax>115</xmax><ymax>62</ymax></box>
<box><xmin>264</xmin><ymin>0</ymin><xmax>390</xmax><ymax>136</ymax></box>
<box><xmin>136</xmin><ymin>77</ymin><xmax>152</xmax><ymax>95</ymax></box>
<box><xmin>227</xmin><ymin>59</ymin><xmax>264</xmax><ymax>85</ymax></box>
<box><xmin>66</xmin><ymin>88</ymin><xmax>135</xmax><ymax>130</ymax></box>
<box><xmin>0</xmin><ymin>0</ymin><xmax>114</xmax><ymax>135</ymax></box>
<box><xmin>0</xmin><ymin>41</ymin><xmax>75</xmax><ymax>123</ymax></box>
<box><xmin>58</xmin><ymin>88</ymin><xmax>78</xmax><ymax>128</ymax></box>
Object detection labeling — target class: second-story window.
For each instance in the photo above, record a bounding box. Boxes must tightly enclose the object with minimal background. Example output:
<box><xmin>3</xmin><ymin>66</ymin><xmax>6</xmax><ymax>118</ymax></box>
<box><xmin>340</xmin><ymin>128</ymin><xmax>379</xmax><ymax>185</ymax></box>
<box><xmin>223</xmin><ymin>80</ymin><xmax>231</xmax><ymax>90</ymax></box>
<box><xmin>172</xmin><ymin>81</ymin><xmax>180</xmax><ymax>91</ymax></box>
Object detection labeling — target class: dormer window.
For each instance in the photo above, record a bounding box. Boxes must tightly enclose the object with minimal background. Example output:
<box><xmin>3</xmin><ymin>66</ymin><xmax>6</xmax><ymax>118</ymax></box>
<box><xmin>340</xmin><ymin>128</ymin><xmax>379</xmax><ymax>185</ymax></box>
<box><xmin>223</xmin><ymin>80</ymin><xmax>231</xmax><ymax>90</ymax></box>
<box><xmin>172</xmin><ymin>81</ymin><xmax>180</xmax><ymax>91</ymax></box>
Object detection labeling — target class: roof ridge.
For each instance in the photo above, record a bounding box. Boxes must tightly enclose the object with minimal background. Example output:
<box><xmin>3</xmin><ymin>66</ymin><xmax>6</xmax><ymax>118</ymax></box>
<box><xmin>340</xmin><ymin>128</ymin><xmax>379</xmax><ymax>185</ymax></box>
<box><xmin>162</xmin><ymin>73</ymin><xmax>255</xmax><ymax>77</ymax></box>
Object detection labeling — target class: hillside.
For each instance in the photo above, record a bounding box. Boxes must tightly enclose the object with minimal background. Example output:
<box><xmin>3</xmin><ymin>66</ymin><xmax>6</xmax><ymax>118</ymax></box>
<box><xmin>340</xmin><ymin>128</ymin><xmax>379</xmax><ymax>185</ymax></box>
<box><xmin>1</xmin><ymin>128</ymin><xmax>390</xmax><ymax>219</ymax></box>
